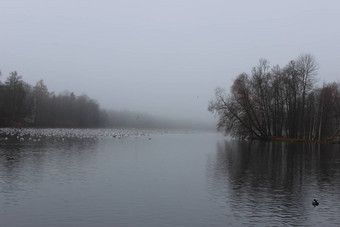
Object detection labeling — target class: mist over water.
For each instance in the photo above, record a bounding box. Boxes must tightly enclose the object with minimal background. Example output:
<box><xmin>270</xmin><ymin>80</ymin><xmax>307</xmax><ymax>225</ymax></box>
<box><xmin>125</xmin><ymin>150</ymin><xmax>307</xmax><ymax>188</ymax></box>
<box><xmin>1</xmin><ymin>1</ymin><xmax>340</xmax><ymax>126</ymax></box>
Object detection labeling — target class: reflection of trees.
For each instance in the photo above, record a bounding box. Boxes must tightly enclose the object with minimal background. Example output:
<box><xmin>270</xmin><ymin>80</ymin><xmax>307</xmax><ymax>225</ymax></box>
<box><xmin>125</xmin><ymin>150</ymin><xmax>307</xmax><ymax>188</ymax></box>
<box><xmin>207</xmin><ymin>140</ymin><xmax>340</xmax><ymax>225</ymax></box>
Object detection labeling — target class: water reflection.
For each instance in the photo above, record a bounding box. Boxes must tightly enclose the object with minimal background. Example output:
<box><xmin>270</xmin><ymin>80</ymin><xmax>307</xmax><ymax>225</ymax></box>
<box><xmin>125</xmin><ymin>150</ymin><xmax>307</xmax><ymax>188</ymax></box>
<box><xmin>207</xmin><ymin>140</ymin><xmax>340</xmax><ymax>226</ymax></box>
<box><xmin>1</xmin><ymin>131</ymin><xmax>339</xmax><ymax>226</ymax></box>
<box><xmin>0</xmin><ymin>139</ymin><xmax>98</xmax><ymax>205</ymax></box>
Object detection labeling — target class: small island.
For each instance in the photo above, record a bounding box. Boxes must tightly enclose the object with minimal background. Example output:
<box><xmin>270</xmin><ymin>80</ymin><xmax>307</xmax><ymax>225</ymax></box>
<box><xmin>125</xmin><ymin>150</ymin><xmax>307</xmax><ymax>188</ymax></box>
<box><xmin>209</xmin><ymin>54</ymin><xmax>340</xmax><ymax>143</ymax></box>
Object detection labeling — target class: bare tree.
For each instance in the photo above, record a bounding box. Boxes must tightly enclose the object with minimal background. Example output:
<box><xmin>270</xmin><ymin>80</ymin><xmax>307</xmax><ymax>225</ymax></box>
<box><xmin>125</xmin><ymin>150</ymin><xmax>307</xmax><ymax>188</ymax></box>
<box><xmin>251</xmin><ymin>59</ymin><xmax>273</xmax><ymax>136</ymax></box>
<box><xmin>317</xmin><ymin>83</ymin><xmax>340</xmax><ymax>140</ymax></box>
<box><xmin>271</xmin><ymin>65</ymin><xmax>285</xmax><ymax>136</ymax></box>
<box><xmin>281</xmin><ymin>60</ymin><xmax>300</xmax><ymax>138</ymax></box>
<box><xmin>209</xmin><ymin>73</ymin><xmax>268</xmax><ymax>140</ymax></box>
<box><xmin>4</xmin><ymin>71</ymin><xmax>26</xmax><ymax>121</ymax></box>
<box><xmin>33</xmin><ymin>80</ymin><xmax>50</xmax><ymax>125</ymax></box>
<box><xmin>296</xmin><ymin>54</ymin><xmax>318</xmax><ymax>138</ymax></box>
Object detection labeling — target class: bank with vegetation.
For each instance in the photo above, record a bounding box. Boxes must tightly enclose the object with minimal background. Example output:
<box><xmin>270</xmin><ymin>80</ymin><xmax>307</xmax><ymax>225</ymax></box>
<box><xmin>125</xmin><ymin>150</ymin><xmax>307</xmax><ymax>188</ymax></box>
<box><xmin>209</xmin><ymin>54</ymin><xmax>340</xmax><ymax>142</ymax></box>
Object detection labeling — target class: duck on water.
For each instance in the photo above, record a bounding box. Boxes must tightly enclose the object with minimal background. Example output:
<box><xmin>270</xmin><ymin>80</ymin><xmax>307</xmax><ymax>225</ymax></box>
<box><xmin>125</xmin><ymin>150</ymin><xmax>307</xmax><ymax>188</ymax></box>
<box><xmin>312</xmin><ymin>199</ymin><xmax>319</xmax><ymax>206</ymax></box>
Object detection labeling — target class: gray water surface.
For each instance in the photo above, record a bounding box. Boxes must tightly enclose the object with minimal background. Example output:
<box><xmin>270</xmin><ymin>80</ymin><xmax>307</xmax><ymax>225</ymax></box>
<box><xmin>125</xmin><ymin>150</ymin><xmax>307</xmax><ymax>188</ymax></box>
<box><xmin>1</xmin><ymin>129</ymin><xmax>339</xmax><ymax>226</ymax></box>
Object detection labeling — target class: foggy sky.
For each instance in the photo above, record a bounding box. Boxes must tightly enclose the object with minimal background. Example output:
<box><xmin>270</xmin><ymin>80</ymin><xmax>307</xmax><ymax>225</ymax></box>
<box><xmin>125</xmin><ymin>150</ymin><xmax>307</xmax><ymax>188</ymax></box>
<box><xmin>1</xmin><ymin>0</ymin><xmax>340</xmax><ymax>124</ymax></box>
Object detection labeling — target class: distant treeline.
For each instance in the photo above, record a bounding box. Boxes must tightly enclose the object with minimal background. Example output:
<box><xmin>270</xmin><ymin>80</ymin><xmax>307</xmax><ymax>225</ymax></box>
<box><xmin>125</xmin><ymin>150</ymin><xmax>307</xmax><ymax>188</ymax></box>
<box><xmin>0</xmin><ymin>71</ymin><xmax>211</xmax><ymax>130</ymax></box>
<box><xmin>0</xmin><ymin>71</ymin><xmax>103</xmax><ymax>127</ymax></box>
<box><xmin>209</xmin><ymin>54</ymin><xmax>340</xmax><ymax>141</ymax></box>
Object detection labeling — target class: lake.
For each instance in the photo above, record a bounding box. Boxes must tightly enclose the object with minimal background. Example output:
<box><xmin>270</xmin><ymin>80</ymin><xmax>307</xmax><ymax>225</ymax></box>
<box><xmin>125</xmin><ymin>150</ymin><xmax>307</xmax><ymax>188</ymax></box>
<box><xmin>1</xmin><ymin>128</ymin><xmax>340</xmax><ymax>226</ymax></box>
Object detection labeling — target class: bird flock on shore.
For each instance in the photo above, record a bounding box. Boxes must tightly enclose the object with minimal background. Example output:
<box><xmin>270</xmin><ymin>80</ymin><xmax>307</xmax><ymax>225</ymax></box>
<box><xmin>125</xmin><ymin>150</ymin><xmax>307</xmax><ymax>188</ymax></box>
<box><xmin>0</xmin><ymin>128</ymin><xmax>162</xmax><ymax>143</ymax></box>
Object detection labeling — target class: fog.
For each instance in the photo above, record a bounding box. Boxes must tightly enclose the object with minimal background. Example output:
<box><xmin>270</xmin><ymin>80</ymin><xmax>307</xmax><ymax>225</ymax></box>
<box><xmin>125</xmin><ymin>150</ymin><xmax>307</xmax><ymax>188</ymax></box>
<box><xmin>1</xmin><ymin>0</ymin><xmax>340</xmax><ymax>127</ymax></box>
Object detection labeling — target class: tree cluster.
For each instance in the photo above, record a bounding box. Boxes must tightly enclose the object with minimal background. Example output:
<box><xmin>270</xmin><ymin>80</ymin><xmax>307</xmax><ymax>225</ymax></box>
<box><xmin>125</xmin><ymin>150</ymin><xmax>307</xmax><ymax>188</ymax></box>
<box><xmin>209</xmin><ymin>54</ymin><xmax>340</xmax><ymax>141</ymax></box>
<box><xmin>0</xmin><ymin>71</ymin><xmax>103</xmax><ymax>127</ymax></box>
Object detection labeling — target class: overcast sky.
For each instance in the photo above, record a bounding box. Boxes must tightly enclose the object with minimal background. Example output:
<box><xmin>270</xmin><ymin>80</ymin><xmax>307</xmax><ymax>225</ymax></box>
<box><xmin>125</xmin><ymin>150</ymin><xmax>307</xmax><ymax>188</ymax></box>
<box><xmin>1</xmin><ymin>0</ymin><xmax>340</xmax><ymax>124</ymax></box>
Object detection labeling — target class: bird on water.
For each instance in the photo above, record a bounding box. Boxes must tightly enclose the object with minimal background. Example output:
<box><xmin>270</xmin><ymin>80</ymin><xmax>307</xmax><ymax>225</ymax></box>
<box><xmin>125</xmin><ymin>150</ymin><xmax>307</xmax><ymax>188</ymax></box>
<box><xmin>312</xmin><ymin>199</ymin><xmax>319</xmax><ymax>206</ymax></box>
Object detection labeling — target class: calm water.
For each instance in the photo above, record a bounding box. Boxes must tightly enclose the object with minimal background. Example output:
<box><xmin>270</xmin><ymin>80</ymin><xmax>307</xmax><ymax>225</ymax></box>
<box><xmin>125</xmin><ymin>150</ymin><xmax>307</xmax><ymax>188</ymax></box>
<box><xmin>0</xmin><ymin>129</ymin><xmax>340</xmax><ymax>226</ymax></box>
